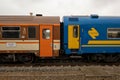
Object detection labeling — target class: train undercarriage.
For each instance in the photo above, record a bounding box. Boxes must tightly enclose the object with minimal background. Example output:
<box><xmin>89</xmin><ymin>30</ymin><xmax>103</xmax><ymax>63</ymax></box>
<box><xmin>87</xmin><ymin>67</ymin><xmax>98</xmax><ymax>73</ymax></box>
<box><xmin>0</xmin><ymin>53</ymin><xmax>120</xmax><ymax>63</ymax></box>
<box><xmin>0</xmin><ymin>53</ymin><xmax>35</xmax><ymax>63</ymax></box>
<box><xmin>82</xmin><ymin>53</ymin><xmax>120</xmax><ymax>62</ymax></box>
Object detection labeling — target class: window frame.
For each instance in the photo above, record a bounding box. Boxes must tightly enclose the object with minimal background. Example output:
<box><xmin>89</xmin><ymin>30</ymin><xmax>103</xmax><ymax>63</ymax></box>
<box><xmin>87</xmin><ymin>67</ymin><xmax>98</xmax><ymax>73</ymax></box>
<box><xmin>73</xmin><ymin>25</ymin><xmax>79</xmax><ymax>38</ymax></box>
<box><xmin>28</xmin><ymin>26</ymin><xmax>36</xmax><ymax>39</ymax></box>
<box><xmin>1</xmin><ymin>26</ymin><xmax>21</xmax><ymax>39</ymax></box>
<box><xmin>107</xmin><ymin>28</ymin><xmax>120</xmax><ymax>39</ymax></box>
<box><xmin>42</xmin><ymin>29</ymin><xmax>50</xmax><ymax>40</ymax></box>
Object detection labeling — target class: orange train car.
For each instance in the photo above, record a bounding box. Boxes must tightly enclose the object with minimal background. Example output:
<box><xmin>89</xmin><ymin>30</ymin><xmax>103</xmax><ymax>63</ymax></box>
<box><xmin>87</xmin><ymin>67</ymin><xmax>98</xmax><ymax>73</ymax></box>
<box><xmin>0</xmin><ymin>15</ymin><xmax>60</xmax><ymax>62</ymax></box>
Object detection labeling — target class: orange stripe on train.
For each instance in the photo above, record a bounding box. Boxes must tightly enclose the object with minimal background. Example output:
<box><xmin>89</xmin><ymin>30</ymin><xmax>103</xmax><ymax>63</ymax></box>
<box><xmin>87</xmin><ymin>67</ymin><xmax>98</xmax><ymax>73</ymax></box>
<box><xmin>0</xmin><ymin>42</ymin><xmax>39</xmax><ymax>44</ymax></box>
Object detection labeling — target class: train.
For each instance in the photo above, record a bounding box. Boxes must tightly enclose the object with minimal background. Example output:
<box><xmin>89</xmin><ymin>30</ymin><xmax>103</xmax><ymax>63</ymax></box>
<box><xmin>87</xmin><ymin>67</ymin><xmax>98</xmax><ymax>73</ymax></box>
<box><xmin>0</xmin><ymin>14</ymin><xmax>120</xmax><ymax>63</ymax></box>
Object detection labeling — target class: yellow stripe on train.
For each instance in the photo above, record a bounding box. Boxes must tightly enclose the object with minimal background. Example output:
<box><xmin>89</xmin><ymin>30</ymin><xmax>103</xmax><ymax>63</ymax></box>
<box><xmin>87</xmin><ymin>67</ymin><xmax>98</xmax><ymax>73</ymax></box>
<box><xmin>82</xmin><ymin>45</ymin><xmax>120</xmax><ymax>47</ymax></box>
<box><xmin>88</xmin><ymin>40</ymin><xmax>120</xmax><ymax>45</ymax></box>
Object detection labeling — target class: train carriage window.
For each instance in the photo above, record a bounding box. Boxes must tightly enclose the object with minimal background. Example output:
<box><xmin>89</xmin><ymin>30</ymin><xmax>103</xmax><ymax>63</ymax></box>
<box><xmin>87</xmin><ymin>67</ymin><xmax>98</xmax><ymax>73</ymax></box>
<box><xmin>2</xmin><ymin>27</ymin><xmax>20</xmax><ymax>38</ymax></box>
<box><xmin>42</xmin><ymin>29</ymin><xmax>50</xmax><ymax>39</ymax></box>
<box><xmin>28</xmin><ymin>27</ymin><xmax>36</xmax><ymax>38</ymax></box>
<box><xmin>73</xmin><ymin>26</ymin><xmax>78</xmax><ymax>38</ymax></box>
<box><xmin>108</xmin><ymin>28</ymin><xmax>120</xmax><ymax>38</ymax></box>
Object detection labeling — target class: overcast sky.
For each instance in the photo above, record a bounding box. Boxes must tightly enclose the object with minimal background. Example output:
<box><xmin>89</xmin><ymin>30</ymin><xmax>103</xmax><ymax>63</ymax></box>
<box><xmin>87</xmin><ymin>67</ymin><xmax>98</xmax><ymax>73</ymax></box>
<box><xmin>0</xmin><ymin>0</ymin><xmax>120</xmax><ymax>18</ymax></box>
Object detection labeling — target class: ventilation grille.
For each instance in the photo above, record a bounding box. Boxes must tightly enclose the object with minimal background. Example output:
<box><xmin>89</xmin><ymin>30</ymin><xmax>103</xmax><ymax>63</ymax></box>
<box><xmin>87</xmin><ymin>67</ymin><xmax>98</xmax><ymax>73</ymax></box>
<box><xmin>69</xmin><ymin>18</ymin><xmax>79</xmax><ymax>21</ymax></box>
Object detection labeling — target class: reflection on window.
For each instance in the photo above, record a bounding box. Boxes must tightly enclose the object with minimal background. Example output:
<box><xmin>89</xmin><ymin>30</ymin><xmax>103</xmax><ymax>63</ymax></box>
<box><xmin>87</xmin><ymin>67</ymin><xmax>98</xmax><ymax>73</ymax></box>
<box><xmin>2</xmin><ymin>27</ymin><xmax>20</xmax><ymax>38</ymax></box>
<box><xmin>42</xmin><ymin>29</ymin><xmax>50</xmax><ymax>39</ymax></box>
<box><xmin>73</xmin><ymin>26</ymin><xmax>78</xmax><ymax>38</ymax></box>
<box><xmin>108</xmin><ymin>28</ymin><xmax>120</xmax><ymax>38</ymax></box>
<box><xmin>28</xmin><ymin>27</ymin><xmax>36</xmax><ymax>38</ymax></box>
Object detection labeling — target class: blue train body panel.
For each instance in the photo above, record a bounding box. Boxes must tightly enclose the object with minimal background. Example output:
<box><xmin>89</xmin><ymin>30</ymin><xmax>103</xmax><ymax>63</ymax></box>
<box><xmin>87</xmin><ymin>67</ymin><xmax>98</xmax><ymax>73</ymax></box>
<box><xmin>63</xmin><ymin>15</ymin><xmax>120</xmax><ymax>55</ymax></box>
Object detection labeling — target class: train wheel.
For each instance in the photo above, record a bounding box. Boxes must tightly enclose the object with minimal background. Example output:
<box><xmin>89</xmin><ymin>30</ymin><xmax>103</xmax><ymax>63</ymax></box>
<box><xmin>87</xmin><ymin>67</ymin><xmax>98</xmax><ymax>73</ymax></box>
<box><xmin>0</xmin><ymin>55</ymin><xmax>7</xmax><ymax>63</ymax></box>
<box><xmin>82</xmin><ymin>54</ymin><xmax>105</xmax><ymax>62</ymax></box>
<box><xmin>0</xmin><ymin>54</ymin><xmax>16</xmax><ymax>63</ymax></box>
<box><xmin>104</xmin><ymin>54</ymin><xmax>120</xmax><ymax>62</ymax></box>
<box><xmin>17</xmin><ymin>54</ymin><xmax>34</xmax><ymax>64</ymax></box>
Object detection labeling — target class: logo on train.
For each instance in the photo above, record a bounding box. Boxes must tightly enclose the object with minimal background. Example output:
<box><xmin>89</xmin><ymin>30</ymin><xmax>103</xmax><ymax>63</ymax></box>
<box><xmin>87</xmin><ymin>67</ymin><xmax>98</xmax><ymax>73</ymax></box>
<box><xmin>88</xmin><ymin>28</ymin><xmax>99</xmax><ymax>39</ymax></box>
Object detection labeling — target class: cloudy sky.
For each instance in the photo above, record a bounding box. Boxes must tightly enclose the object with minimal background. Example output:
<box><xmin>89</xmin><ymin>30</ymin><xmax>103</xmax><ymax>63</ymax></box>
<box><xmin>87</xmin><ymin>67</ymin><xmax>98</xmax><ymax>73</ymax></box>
<box><xmin>0</xmin><ymin>0</ymin><xmax>120</xmax><ymax>18</ymax></box>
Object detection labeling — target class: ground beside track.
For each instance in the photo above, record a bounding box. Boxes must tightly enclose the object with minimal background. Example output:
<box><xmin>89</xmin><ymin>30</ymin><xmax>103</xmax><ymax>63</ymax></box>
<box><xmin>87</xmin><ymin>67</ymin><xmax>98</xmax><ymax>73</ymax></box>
<box><xmin>0</xmin><ymin>65</ymin><xmax>120</xmax><ymax>80</ymax></box>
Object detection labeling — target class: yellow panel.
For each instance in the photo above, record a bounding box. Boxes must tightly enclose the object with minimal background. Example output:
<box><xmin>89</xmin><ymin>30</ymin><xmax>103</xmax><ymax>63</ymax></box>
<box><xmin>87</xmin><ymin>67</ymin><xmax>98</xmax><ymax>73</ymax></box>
<box><xmin>68</xmin><ymin>25</ymin><xmax>80</xmax><ymax>49</ymax></box>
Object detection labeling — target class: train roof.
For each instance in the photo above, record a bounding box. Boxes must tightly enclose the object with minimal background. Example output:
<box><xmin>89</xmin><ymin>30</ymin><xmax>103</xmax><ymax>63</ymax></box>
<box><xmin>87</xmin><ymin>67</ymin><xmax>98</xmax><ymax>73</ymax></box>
<box><xmin>0</xmin><ymin>16</ymin><xmax>60</xmax><ymax>25</ymax></box>
<box><xmin>63</xmin><ymin>15</ymin><xmax>120</xmax><ymax>18</ymax></box>
<box><xmin>63</xmin><ymin>15</ymin><xmax>120</xmax><ymax>25</ymax></box>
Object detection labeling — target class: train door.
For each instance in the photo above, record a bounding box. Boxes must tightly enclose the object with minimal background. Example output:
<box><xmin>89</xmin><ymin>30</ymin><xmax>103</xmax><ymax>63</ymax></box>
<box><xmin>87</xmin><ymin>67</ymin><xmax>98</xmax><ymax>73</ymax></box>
<box><xmin>40</xmin><ymin>25</ymin><xmax>53</xmax><ymax>57</ymax></box>
<box><xmin>68</xmin><ymin>25</ymin><xmax>80</xmax><ymax>49</ymax></box>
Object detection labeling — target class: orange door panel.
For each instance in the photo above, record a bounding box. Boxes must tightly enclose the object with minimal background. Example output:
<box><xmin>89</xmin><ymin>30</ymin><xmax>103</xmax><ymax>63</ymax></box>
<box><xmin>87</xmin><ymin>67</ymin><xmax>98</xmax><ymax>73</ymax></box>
<box><xmin>40</xmin><ymin>25</ymin><xmax>53</xmax><ymax>57</ymax></box>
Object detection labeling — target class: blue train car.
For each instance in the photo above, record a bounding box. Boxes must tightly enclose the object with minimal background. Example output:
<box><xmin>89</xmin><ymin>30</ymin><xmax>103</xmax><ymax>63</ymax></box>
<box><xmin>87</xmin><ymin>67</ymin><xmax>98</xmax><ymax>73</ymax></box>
<box><xmin>63</xmin><ymin>15</ymin><xmax>120</xmax><ymax>62</ymax></box>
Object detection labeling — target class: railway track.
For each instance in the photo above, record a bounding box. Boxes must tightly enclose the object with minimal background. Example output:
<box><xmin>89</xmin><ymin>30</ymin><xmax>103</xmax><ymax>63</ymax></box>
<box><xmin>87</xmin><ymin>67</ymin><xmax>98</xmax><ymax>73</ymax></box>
<box><xmin>0</xmin><ymin>65</ymin><xmax>119</xmax><ymax>80</ymax></box>
<box><xmin>0</xmin><ymin>58</ymin><xmax>119</xmax><ymax>80</ymax></box>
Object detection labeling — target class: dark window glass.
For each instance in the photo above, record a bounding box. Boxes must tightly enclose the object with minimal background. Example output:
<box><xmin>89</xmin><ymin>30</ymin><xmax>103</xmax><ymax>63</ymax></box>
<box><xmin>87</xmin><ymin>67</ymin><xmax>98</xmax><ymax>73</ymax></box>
<box><xmin>73</xmin><ymin>26</ymin><xmax>78</xmax><ymax>38</ymax></box>
<box><xmin>108</xmin><ymin>28</ymin><xmax>120</xmax><ymax>38</ymax></box>
<box><xmin>2</xmin><ymin>27</ymin><xmax>20</xmax><ymax>38</ymax></box>
<box><xmin>2</xmin><ymin>27</ymin><xmax>20</xmax><ymax>30</ymax></box>
<box><xmin>28</xmin><ymin>27</ymin><xmax>36</xmax><ymax>38</ymax></box>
